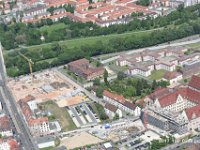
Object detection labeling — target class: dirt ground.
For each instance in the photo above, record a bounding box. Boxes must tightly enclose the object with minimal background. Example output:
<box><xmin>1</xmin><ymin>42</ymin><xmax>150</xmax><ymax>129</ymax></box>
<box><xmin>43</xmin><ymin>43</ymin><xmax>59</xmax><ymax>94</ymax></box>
<box><xmin>8</xmin><ymin>70</ymin><xmax>74</xmax><ymax>102</ymax></box>
<box><xmin>60</xmin><ymin>132</ymin><xmax>103</xmax><ymax>149</ymax></box>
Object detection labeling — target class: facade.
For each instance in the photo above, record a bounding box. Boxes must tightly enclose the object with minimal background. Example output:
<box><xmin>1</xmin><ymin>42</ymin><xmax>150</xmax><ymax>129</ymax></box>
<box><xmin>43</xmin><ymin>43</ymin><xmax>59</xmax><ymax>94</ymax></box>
<box><xmin>68</xmin><ymin>58</ymin><xmax>104</xmax><ymax>80</ymax></box>
<box><xmin>0</xmin><ymin>114</ymin><xmax>13</xmax><ymax>137</ymax></box>
<box><xmin>103</xmin><ymin>90</ymin><xmax>141</xmax><ymax>116</ymax></box>
<box><xmin>18</xmin><ymin>98</ymin><xmax>50</xmax><ymax>136</ymax></box>
<box><xmin>142</xmin><ymin>106</ymin><xmax>188</xmax><ymax>134</ymax></box>
<box><xmin>0</xmin><ymin>138</ymin><xmax>19</xmax><ymax>150</ymax></box>
<box><xmin>28</xmin><ymin>117</ymin><xmax>50</xmax><ymax>136</ymax></box>
<box><xmin>181</xmin><ymin>104</ymin><xmax>200</xmax><ymax>131</ymax></box>
<box><xmin>23</xmin><ymin>5</ymin><xmax>47</xmax><ymax>17</ymax></box>
<box><xmin>162</xmin><ymin>71</ymin><xmax>183</xmax><ymax>85</ymax></box>
<box><xmin>144</xmin><ymin>75</ymin><xmax>200</xmax><ymax>133</ymax></box>
<box><xmin>104</xmin><ymin>103</ymin><xmax>122</xmax><ymax>118</ymax></box>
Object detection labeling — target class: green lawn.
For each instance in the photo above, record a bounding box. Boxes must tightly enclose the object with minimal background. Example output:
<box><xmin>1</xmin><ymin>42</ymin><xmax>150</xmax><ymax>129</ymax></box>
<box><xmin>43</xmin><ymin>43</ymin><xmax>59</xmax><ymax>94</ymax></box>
<box><xmin>40</xmin><ymin>147</ymin><xmax>54</xmax><ymax>150</ymax></box>
<box><xmin>148</xmin><ymin>70</ymin><xmax>166</xmax><ymax>80</ymax></box>
<box><xmin>186</xmin><ymin>41</ymin><xmax>200</xmax><ymax>48</ymax></box>
<box><xmin>39</xmin><ymin>23</ymin><xmax>68</xmax><ymax>33</ymax></box>
<box><xmin>25</xmin><ymin>29</ymin><xmax>151</xmax><ymax>51</ymax></box>
<box><xmin>39</xmin><ymin>101</ymin><xmax>76</xmax><ymax>131</ymax></box>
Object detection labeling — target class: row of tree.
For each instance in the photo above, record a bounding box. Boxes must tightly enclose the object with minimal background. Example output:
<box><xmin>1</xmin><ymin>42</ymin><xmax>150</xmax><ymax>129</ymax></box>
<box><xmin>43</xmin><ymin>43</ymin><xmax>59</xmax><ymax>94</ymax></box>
<box><xmin>1</xmin><ymin>4</ymin><xmax>200</xmax><ymax>50</ymax></box>
<box><xmin>5</xmin><ymin>19</ymin><xmax>200</xmax><ymax>77</ymax></box>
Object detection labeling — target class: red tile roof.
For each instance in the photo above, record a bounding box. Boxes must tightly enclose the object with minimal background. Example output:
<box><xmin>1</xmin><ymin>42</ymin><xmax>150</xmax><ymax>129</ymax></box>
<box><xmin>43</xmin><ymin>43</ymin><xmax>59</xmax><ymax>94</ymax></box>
<box><xmin>157</xmin><ymin>88</ymin><xmax>200</xmax><ymax>107</ymax></box>
<box><xmin>105</xmin><ymin>103</ymin><xmax>118</xmax><ymax>112</ymax></box>
<box><xmin>149</xmin><ymin>87</ymin><xmax>170</xmax><ymax>99</ymax></box>
<box><xmin>189</xmin><ymin>75</ymin><xmax>200</xmax><ymax>91</ymax></box>
<box><xmin>8</xmin><ymin>139</ymin><xmax>19</xmax><ymax>150</ymax></box>
<box><xmin>0</xmin><ymin>115</ymin><xmax>12</xmax><ymax>132</ymax></box>
<box><xmin>28</xmin><ymin>117</ymin><xmax>48</xmax><ymax>126</ymax></box>
<box><xmin>185</xmin><ymin>104</ymin><xmax>200</xmax><ymax>121</ymax></box>
<box><xmin>163</xmin><ymin>71</ymin><xmax>181</xmax><ymax>80</ymax></box>
<box><xmin>68</xmin><ymin>58</ymin><xmax>89</xmax><ymax>66</ymax></box>
<box><xmin>123</xmin><ymin>101</ymin><xmax>136</xmax><ymax>110</ymax></box>
<box><xmin>103</xmin><ymin>90</ymin><xmax>126</xmax><ymax>104</ymax></box>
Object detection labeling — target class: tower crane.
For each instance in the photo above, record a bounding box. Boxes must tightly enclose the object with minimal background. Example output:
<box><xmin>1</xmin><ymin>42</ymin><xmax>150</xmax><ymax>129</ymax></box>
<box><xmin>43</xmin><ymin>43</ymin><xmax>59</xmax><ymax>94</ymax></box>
<box><xmin>18</xmin><ymin>52</ymin><xmax>34</xmax><ymax>74</ymax></box>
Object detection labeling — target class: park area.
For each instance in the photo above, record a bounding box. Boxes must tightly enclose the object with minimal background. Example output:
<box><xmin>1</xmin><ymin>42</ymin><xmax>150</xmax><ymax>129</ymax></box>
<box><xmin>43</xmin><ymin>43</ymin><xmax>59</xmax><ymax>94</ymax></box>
<box><xmin>148</xmin><ymin>70</ymin><xmax>166</xmax><ymax>80</ymax></box>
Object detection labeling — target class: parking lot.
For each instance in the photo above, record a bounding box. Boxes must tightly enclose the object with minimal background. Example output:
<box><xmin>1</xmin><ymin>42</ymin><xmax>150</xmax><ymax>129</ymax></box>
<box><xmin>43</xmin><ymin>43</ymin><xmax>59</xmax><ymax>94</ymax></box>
<box><xmin>67</xmin><ymin>102</ymin><xmax>100</xmax><ymax>127</ymax></box>
<box><xmin>118</xmin><ymin>130</ymin><xmax>160</xmax><ymax>150</ymax></box>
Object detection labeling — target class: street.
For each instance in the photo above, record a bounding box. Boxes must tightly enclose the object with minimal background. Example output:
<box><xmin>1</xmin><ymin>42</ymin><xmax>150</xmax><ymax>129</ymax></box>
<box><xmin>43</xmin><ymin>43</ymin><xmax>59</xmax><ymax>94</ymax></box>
<box><xmin>0</xmin><ymin>43</ymin><xmax>38</xmax><ymax>150</ymax></box>
<box><xmin>100</xmin><ymin>35</ymin><xmax>200</xmax><ymax>64</ymax></box>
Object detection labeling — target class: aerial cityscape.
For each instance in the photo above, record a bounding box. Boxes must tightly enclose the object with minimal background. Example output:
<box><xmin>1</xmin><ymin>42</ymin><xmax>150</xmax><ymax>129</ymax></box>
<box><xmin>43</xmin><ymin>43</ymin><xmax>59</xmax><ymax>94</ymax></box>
<box><xmin>1</xmin><ymin>0</ymin><xmax>200</xmax><ymax>150</ymax></box>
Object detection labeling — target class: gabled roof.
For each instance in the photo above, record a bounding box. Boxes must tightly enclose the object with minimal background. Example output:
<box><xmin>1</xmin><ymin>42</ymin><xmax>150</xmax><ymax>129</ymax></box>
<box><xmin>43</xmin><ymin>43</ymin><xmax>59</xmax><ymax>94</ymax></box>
<box><xmin>103</xmin><ymin>90</ymin><xmax>126</xmax><ymax>104</ymax></box>
<box><xmin>0</xmin><ymin>115</ymin><xmax>12</xmax><ymax>132</ymax></box>
<box><xmin>185</xmin><ymin>104</ymin><xmax>200</xmax><ymax>121</ymax></box>
<box><xmin>157</xmin><ymin>88</ymin><xmax>200</xmax><ymax>107</ymax></box>
<box><xmin>123</xmin><ymin>101</ymin><xmax>136</xmax><ymax>110</ymax></box>
<box><xmin>149</xmin><ymin>87</ymin><xmax>170</xmax><ymax>99</ymax></box>
<box><xmin>163</xmin><ymin>71</ymin><xmax>181</xmax><ymax>80</ymax></box>
<box><xmin>105</xmin><ymin>103</ymin><xmax>118</xmax><ymax>112</ymax></box>
<box><xmin>158</xmin><ymin>88</ymin><xmax>187</xmax><ymax>107</ymax></box>
<box><xmin>189</xmin><ymin>75</ymin><xmax>200</xmax><ymax>91</ymax></box>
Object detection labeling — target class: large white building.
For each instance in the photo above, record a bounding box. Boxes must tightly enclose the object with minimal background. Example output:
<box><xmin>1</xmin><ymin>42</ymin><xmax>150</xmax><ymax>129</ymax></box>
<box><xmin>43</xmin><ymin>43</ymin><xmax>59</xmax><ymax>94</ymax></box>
<box><xmin>104</xmin><ymin>103</ymin><xmax>123</xmax><ymax>119</ymax></box>
<box><xmin>18</xmin><ymin>96</ymin><xmax>50</xmax><ymax>136</ymax></box>
<box><xmin>103</xmin><ymin>90</ymin><xmax>141</xmax><ymax>116</ymax></box>
<box><xmin>147</xmin><ymin>75</ymin><xmax>200</xmax><ymax>132</ymax></box>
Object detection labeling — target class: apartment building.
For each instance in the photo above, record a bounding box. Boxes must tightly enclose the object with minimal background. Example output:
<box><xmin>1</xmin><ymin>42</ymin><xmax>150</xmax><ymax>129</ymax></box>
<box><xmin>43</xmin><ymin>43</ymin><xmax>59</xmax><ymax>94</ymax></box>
<box><xmin>103</xmin><ymin>90</ymin><xmax>141</xmax><ymax>116</ymax></box>
<box><xmin>116</xmin><ymin>46</ymin><xmax>189</xmax><ymax>77</ymax></box>
<box><xmin>181</xmin><ymin>104</ymin><xmax>200</xmax><ymax>131</ymax></box>
<box><xmin>23</xmin><ymin>5</ymin><xmax>47</xmax><ymax>17</ymax></box>
<box><xmin>142</xmin><ymin>106</ymin><xmax>188</xmax><ymax>134</ymax></box>
<box><xmin>68</xmin><ymin>58</ymin><xmax>105</xmax><ymax>80</ymax></box>
<box><xmin>0</xmin><ymin>114</ymin><xmax>13</xmax><ymax>137</ymax></box>
<box><xmin>18</xmin><ymin>96</ymin><xmax>50</xmax><ymax>136</ymax></box>
<box><xmin>144</xmin><ymin>76</ymin><xmax>200</xmax><ymax>133</ymax></box>
<box><xmin>162</xmin><ymin>71</ymin><xmax>183</xmax><ymax>85</ymax></box>
<box><xmin>0</xmin><ymin>138</ymin><xmax>19</xmax><ymax>150</ymax></box>
<box><xmin>104</xmin><ymin>103</ymin><xmax>122</xmax><ymax>119</ymax></box>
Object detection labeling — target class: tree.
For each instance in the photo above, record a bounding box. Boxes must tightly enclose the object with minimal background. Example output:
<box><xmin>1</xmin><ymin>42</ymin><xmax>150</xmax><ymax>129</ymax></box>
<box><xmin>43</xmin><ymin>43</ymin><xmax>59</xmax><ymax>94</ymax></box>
<box><xmin>113</xmin><ymin>114</ymin><xmax>119</xmax><ymax>120</ymax></box>
<box><xmin>96</xmin><ymin>86</ymin><xmax>104</xmax><ymax>98</ymax></box>
<box><xmin>117</xmin><ymin>71</ymin><xmax>125</xmax><ymax>80</ymax></box>
<box><xmin>136</xmin><ymin>80</ymin><xmax>142</xmax><ymax>96</ymax></box>
<box><xmin>93</xmin><ymin>78</ymin><xmax>100</xmax><ymax>86</ymax></box>
<box><xmin>47</xmin><ymin>6</ymin><xmax>54</xmax><ymax>15</ymax></box>
<box><xmin>152</xmin><ymin>80</ymin><xmax>157</xmax><ymax>90</ymax></box>
<box><xmin>104</xmin><ymin>69</ymin><xmax>109</xmax><ymax>86</ymax></box>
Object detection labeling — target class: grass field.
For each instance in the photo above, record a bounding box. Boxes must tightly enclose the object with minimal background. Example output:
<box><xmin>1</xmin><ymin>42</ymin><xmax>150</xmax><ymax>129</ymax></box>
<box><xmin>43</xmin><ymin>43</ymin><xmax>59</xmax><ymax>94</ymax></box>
<box><xmin>39</xmin><ymin>101</ymin><xmax>76</xmax><ymax>131</ymax></box>
<box><xmin>24</xmin><ymin>29</ymin><xmax>152</xmax><ymax>52</ymax></box>
<box><xmin>148</xmin><ymin>70</ymin><xmax>166</xmax><ymax>80</ymax></box>
<box><xmin>40</xmin><ymin>147</ymin><xmax>54</xmax><ymax>150</ymax></box>
<box><xmin>186</xmin><ymin>41</ymin><xmax>200</xmax><ymax>48</ymax></box>
<box><xmin>39</xmin><ymin>23</ymin><xmax>68</xmax><ymax>33</ymax></box>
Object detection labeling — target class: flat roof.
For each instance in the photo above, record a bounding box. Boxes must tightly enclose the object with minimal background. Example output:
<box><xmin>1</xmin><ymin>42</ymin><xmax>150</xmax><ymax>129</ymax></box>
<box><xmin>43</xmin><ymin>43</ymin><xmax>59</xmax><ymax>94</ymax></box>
<box><xmin>36</xmin><ymin>136</ymin><xmax>55</xmax><ymax>144</ymax></box>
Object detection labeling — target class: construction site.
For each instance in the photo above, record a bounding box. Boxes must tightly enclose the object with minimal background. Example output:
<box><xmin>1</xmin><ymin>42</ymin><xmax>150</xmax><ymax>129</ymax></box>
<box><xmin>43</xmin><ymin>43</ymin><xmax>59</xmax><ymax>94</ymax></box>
<box><xmin>141</xmin><ymin>106</ymin><xmax>188</xmax><ymax>135</ymax></box>
<box><xmin>8</xmin><ymin>70</ymin><xmax>80</xmax><ymax>103</ymax></box>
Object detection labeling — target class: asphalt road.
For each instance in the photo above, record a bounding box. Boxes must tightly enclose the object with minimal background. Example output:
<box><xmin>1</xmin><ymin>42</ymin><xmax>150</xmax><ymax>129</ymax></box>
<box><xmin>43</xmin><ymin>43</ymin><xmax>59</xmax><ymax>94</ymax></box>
<box><xmin>100</xmin><ymin>35</ymin><xmax>200</xmax><ymax>64</ymax></box>
<box><xmin>55</xmin><ymin>69</ymin><xmax>105</xmax><ymax>106</ymax></box>
<box><xmin>0</xmin><ymin>45</ymin><xmax>38</xmax><ymax>150</ymax></box>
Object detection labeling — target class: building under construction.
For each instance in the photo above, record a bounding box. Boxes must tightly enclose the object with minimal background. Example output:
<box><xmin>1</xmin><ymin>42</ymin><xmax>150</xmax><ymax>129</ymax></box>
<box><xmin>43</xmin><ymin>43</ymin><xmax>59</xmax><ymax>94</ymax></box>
<box><xmin>141</xmin><ymin>106</ymin><xmax>188</xmax><ymax>135</ymax></box>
